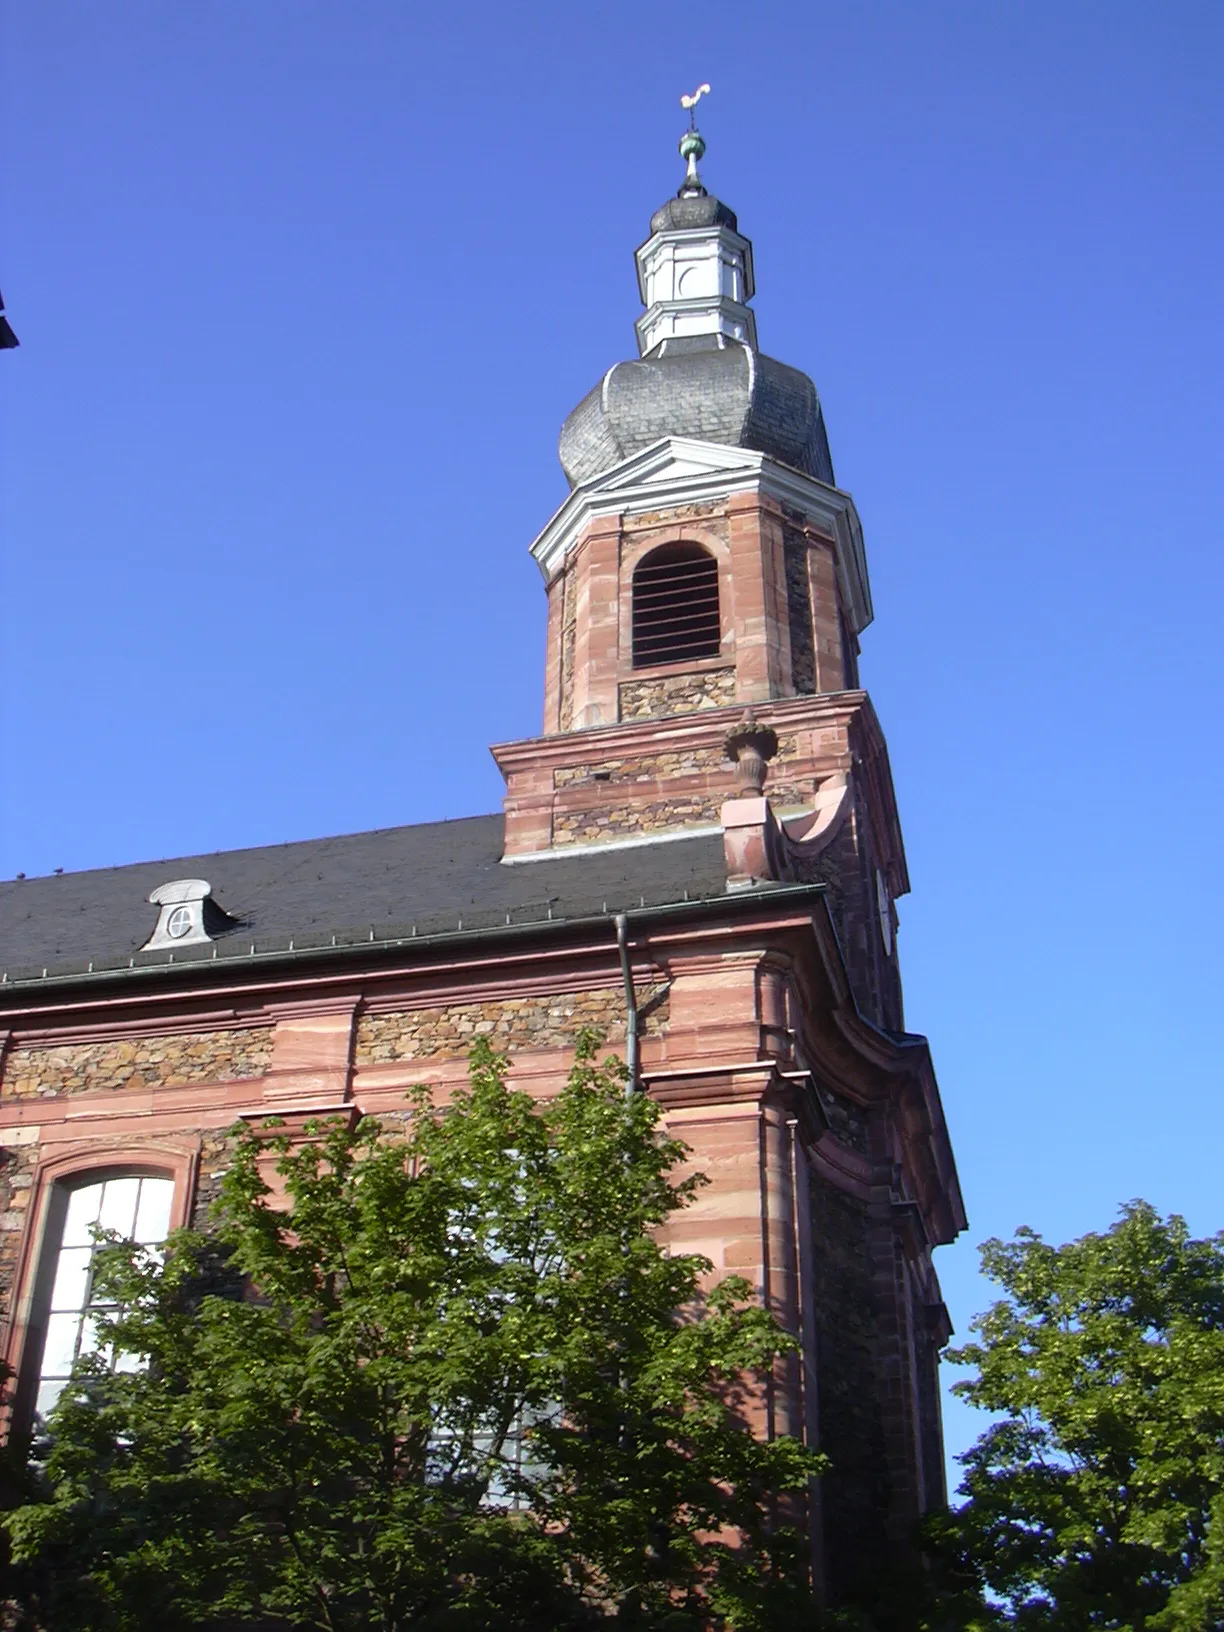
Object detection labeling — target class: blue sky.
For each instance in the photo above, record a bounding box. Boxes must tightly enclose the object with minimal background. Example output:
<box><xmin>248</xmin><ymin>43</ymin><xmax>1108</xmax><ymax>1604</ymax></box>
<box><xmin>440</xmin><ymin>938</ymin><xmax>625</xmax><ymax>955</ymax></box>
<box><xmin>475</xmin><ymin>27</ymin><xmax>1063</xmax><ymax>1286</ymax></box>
<box><xmin>3</xmin><ymin>1</ymin><xmax>1222</xmax><ymax>1482</ymax></box>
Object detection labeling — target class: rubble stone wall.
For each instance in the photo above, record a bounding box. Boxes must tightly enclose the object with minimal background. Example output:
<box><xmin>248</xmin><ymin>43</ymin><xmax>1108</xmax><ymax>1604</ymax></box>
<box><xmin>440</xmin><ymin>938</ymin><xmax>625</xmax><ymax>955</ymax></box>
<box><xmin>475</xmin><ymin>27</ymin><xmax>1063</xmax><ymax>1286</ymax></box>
<box><xmin>623</xmin><ymin>503</ymin><xmax>729</xmax><ymax>538</ymax></box>
<box><xmin>619</xmin><ymin>667</ymin><xmax>736</xmax><ymax>720</ymax></box>
<box><xmin>555</xmin><ymin>744</ymin><xmax>726</xmax><ymax>788</ymax></box>
<box><xmin>2</xmin><ymin>1027</ymin><xmax>275</xmax><ymax>1100</ymax></box>
<box><xmin>784</xmin><ymin>526</ymin><xmax>817</xmax><ymax>695</ymax></box>
<box><xmin>190</xmin><ymin>1131</ymin><xmax>237</xmax><ymax>1232</ymax></box>
<box><xmin>809</xmin><ymin>1177</ymin><xmax>893</xmax><ymax>1602</ymax></box>
<box><xmin>355</xmin><ymin>986</ymin><xmax>668</xmax><ymax>1066</ymax></box>
<box><xmin>0</xmin><ymin>1136</ymin><xmax>39</xmax><ymax>1306</ymax></box>
<box><xmin>554</xmin><ymin>730</ymin><xmax>803</xmax><ymax>792</ymax></box>
<box><xmin>552</xmin><ymin>796</ymin><xmax>721</xmax><ymax>846</ymax></box>
<box><xmin>815</xmin><ymin>1083</ymin><xmax>870</xmax><ymax>1154</ymax></box>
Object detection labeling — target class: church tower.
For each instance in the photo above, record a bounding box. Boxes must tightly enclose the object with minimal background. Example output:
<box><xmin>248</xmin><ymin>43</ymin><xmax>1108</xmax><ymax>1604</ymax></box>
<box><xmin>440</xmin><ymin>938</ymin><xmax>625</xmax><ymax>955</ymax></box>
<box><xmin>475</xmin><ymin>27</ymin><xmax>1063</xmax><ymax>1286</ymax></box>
<box><xmin>489</xmin><ymin>115</ymin><xmax>966</xmax><ymax>1601</ymax></box>
<box><xmin>494</xmin><ymin>118</ymin><xmax>903</xmax><ymax>1037</ymax></box>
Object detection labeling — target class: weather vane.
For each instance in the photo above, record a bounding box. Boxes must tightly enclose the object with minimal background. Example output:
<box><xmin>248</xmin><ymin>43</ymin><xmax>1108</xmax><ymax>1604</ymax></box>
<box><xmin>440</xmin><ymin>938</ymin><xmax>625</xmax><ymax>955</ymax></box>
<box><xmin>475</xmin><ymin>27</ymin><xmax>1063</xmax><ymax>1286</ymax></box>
<box><xmin>678</xmin><ymin>83</ymin><xmax>711</xmax><ymax>195</ymax></box>
<box><xmin>680</xmin><ymin>83</ymin><xmax>711</xmax><ymax>128</ymax></box>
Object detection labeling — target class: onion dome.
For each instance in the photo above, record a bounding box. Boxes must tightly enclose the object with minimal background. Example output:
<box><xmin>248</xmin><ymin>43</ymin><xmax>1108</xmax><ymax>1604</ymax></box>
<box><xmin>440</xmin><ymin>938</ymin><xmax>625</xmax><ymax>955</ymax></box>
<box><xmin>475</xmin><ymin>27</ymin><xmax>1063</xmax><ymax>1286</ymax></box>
<box><xmin>559</xmin><ymin>341</ymin><xmax>834</xmax><ymax>488</ymax></box>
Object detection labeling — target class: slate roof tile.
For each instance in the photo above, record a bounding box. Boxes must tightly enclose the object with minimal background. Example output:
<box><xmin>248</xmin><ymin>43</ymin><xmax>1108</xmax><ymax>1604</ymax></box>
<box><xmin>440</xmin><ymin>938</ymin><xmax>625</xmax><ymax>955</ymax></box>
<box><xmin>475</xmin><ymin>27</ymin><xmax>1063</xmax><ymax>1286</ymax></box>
<box><xmin>0</xmin><ymin>814</ymin><xmax>733</xmax><ymax>985</ymax></box>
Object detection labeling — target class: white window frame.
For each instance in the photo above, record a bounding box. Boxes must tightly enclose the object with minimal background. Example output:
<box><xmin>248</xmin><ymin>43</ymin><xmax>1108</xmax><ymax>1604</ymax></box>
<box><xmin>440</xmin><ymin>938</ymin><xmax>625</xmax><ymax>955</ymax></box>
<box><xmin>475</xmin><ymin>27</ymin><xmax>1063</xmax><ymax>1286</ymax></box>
<box><xmin>32</xmin><ymin>1172</ymin><xmax>176</xmax><ymax>1423</ymax></box>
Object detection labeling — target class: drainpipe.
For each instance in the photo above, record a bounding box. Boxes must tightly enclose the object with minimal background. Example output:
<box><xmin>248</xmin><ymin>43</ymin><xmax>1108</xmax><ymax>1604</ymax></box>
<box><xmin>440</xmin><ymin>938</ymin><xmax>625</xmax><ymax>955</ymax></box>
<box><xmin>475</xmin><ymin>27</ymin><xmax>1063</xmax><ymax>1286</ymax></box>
<box><xmin>614</xmin><ymin>913</ymin><xmax>639</xmax><ymax>1092</ymax></box>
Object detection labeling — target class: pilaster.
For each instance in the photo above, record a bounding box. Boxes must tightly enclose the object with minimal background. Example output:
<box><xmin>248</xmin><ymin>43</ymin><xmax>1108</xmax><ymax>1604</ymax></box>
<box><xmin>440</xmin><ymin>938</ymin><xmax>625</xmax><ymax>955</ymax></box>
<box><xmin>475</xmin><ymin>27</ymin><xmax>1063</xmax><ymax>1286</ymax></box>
<box><xmin>568</xmin><ymin>516</ymin><xmax>623</xmax><ymax>729</ymax></box>
<box><xmin>727</xmin><ymin>491</ymin><xmax>792</xmax><ymax>700</ymax></box>
<box><xmin>805</xmin><ymin>529</ymin><xmax>848</xmax><ymax>693</ymax></box>
<box><xmin>542</xmin><ymin>570</ymin><xmax>566</xmax><ymax>735</ymax></box>
<box><xmin>262</xmin><ymin>1000</ymin><xmax>358</xmax><ymax>1108</ymax></box>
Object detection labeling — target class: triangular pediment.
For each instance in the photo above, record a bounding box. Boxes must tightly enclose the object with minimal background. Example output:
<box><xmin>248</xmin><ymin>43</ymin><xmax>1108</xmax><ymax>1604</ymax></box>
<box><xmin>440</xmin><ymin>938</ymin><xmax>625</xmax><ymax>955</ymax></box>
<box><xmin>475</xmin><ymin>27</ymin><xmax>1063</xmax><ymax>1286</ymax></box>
<box><xmin>586</xmin><ymin>436</ymin><xmax>767</xmax><ymax>495</ymax></box>
<box><xmin>528</xmin><ymin>435</ymin><xmax>871</xmax><ymax>634</ymax></box>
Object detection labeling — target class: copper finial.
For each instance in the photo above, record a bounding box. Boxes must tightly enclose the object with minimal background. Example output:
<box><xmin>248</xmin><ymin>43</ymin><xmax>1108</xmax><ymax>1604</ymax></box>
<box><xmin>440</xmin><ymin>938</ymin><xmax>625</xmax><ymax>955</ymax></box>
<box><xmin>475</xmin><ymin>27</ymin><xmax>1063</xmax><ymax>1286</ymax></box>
<box><xmin>677</xmin><ymin>83</ymin><xmax>711</xmax><ymax>195</ymax></box>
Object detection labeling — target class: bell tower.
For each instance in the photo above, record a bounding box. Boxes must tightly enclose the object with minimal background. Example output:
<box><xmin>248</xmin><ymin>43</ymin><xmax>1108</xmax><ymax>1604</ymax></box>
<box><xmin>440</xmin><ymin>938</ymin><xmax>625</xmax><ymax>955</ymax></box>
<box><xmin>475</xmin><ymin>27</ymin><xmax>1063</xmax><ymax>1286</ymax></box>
<box><xmin>492</xmin><ymin>121</ymin><xmax>910</xmax><ymax>1034</ymax></box>
<box><xmin>490</xmin><ymin>123</ymin><xmax>964</xmax><ymax>1597</ymax></box>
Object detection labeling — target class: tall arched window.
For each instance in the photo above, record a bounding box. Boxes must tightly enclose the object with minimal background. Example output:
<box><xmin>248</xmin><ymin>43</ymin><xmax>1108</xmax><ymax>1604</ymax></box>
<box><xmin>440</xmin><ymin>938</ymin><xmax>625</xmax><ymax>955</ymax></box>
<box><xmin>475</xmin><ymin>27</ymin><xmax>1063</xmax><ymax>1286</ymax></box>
<box><xmin>631</xmin><ymin>542</ymin><xmax>721</xmax><ymax>669</ymax></box>
<box><xmin>31</xmin><ymin>1171</ymin><xmax>174</xmax><ymax>1423</ymax></box>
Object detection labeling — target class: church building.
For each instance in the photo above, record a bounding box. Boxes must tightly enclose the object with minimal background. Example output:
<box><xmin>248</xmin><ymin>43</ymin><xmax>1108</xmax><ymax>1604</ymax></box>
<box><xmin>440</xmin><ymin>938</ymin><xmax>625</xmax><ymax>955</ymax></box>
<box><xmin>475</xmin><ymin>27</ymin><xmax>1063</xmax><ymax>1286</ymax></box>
<box><xmin>0</xmin><ymin>121</ymin><xmax>964</xmax><ymax>1607</ymax></box>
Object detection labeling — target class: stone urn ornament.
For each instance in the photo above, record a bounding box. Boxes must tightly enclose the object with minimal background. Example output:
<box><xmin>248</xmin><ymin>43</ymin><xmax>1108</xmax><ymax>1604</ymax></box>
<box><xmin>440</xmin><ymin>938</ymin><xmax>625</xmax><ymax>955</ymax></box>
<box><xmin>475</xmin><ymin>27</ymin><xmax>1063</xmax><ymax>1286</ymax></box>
<box><xmin>723</xmin><ymin>710</ymin><xmax>779</xmax><ymax>796</ymax></box>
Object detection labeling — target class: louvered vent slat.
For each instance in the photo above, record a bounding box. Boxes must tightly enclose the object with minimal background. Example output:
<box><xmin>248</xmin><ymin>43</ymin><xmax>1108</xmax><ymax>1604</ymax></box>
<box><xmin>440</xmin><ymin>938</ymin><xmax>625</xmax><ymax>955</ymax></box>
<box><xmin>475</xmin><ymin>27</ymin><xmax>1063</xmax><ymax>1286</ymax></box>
<box><xmin>631</xmin><ymin>544</ymin><xmax>721</xmax><ymax>669</ymax></box>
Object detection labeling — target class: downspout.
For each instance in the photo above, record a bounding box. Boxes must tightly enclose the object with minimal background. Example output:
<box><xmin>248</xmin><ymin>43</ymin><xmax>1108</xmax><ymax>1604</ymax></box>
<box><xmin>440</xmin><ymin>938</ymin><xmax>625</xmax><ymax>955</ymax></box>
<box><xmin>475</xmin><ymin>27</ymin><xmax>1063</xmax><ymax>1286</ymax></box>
<box><xmin>614</xmin><ymin>913</ymin><xmax>639</xmax><ymax>1092</ymax></box>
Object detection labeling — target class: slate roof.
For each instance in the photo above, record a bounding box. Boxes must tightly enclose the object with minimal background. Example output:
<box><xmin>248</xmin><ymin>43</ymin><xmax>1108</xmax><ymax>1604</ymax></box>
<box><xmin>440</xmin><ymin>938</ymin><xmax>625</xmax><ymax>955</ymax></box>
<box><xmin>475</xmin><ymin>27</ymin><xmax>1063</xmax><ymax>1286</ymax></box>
<box><xmin>648</xmin><ymin>195</ymin><xmax>739</xmax><ymax>234</ymax></box>
<box><xmin>0</xmin><ymin>814</ymin><xmax>740</xmax><ymax>987</ymax></box>
<box><xmin>558</xmin><ymin>337</ymin><xmax>835</xmax><ymax>490</ymax></box>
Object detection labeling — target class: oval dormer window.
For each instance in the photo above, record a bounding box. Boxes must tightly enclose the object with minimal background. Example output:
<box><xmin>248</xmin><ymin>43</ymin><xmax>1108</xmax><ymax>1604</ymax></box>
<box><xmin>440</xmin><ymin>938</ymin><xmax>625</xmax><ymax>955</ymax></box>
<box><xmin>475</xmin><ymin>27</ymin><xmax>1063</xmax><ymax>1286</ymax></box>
<box><xmin>631</xmin><ymin>542</ymin><xmax>721</xmax><ymax>669</ymax></box>
<box><xmin>166</xmin><ymin>906</ymin><xmax>194</xmax><ymax>940</ymax></box>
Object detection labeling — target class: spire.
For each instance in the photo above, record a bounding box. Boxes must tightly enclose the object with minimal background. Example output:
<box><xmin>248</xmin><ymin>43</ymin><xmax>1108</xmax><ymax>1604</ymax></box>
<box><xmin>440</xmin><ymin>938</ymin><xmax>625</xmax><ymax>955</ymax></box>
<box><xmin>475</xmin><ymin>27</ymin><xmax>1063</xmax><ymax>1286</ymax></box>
<box><xmin>678</xmin><ymin>127</ymin><xmax>706</xmax><ymax>196</ymax></box>
<box><xmin>633</xmin><ymin>88</ymin><xmax>757</xmax><ymax>355</ymax></box>
<box><xmin>557</xmin><ymin>94</ymin><xmax>836</xmax><ymax>490</ymax></box>
<box><xmin>678</xmin><ymin>83</ymin><xmax>711</xmax><ymax>196</ymax></box>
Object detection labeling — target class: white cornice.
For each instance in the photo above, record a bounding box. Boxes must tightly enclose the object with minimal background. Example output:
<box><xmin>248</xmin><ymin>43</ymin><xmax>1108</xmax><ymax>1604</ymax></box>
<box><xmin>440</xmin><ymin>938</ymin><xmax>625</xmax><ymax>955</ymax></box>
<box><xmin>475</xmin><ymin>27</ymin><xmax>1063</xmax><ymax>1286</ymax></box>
<box><xmin>528</xmin><ymin>437</ymin><xmax>874</xmax><ymax>634</ymax></box>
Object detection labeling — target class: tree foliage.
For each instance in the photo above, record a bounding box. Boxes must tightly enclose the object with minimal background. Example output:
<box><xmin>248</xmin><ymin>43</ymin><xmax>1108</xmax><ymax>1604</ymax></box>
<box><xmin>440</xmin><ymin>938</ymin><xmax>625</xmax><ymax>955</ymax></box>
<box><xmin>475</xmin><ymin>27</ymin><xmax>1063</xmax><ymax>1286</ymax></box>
<box><xmin>929</xmin><ymin>1202</ymin><xmax>1224</xmax><ymax>1630</ymax></box>
<box><xmin>4</xmin><ymin>1036</ymin><xmax>823</xmax><ymax>1630</ymax></box>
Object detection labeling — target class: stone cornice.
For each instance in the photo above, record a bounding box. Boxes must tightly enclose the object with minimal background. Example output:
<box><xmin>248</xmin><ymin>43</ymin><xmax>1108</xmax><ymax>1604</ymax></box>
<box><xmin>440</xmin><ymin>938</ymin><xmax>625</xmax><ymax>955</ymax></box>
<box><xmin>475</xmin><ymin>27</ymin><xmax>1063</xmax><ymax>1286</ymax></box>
<box><xmin>528</xmin><ymin>436</ymin><xmax>873</xmax><ymax>634</ymax></box>
<box><xmin>492</xmin><ymin>689</ymin><xmax>871</xmax><ymax>773</ymax></box>
<box><xmin>491</xmin><ymin>690</ymin><xmax>910</xmax><ymax>901</ymax></box>
<box><xmin>799</xmin><ymin>908</ymin><xmax>966</xmax><ymax>1246</ymax></box>
<box><xmin>0</xmin><ymin>876</ymin><xmax>964</xmax><ymax>1254</ymax></box>
<box><xmin>0</xmin><ymin>890</ymin><xmax>827</xmax><ymax>1032</ymax></box>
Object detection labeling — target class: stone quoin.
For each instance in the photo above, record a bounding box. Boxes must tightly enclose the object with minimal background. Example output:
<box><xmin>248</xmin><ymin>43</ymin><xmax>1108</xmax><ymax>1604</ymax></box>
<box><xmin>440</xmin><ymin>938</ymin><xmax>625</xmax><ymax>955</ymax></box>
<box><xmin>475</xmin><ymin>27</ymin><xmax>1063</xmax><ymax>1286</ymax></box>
<box><xmin>0</xmin><ymin>117</ymin><xmax>963</xmax><ymax>1609</ymax></box>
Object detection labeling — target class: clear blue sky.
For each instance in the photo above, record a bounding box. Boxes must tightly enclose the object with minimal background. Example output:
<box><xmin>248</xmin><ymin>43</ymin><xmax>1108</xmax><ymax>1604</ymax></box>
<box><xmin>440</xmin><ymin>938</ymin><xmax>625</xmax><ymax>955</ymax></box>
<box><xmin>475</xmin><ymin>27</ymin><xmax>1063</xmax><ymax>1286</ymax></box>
<box><xmin>3</xmin><ymin>2</ymin><xmax>1223</xmax><ymax>1484</ymax></box>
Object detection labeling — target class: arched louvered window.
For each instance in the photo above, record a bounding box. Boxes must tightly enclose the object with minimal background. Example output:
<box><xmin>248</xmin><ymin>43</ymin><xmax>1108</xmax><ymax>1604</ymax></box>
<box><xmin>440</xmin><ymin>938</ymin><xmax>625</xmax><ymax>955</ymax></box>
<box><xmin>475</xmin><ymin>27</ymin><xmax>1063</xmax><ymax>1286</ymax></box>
<box><xmin>631</xmin><ymin>543</ymin><xmax>721</xmax><ymax>669</ymax></box>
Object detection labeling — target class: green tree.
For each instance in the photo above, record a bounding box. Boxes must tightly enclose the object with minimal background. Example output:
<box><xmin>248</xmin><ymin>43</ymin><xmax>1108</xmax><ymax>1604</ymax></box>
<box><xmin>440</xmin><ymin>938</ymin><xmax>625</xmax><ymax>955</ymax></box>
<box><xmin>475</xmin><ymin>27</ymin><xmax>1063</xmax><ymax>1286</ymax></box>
<box><xmin>929</xmin><ymin>1202</ymin><xmax>1224</xmax><ymax>1630</ymax></box>
<box><xmin>5</xmin><ymin>1036</ymin><xmax>823</xmax><ymax>1631</ymax></box>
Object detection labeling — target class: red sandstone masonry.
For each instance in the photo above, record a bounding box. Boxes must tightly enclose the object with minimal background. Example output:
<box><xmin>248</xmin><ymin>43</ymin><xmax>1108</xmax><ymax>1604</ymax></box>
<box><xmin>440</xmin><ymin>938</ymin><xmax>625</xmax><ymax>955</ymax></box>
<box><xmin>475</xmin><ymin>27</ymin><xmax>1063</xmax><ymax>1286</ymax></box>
<box><xmin>262</xmin><ymin>1002</ymin><xmax>357</xmax><ymax>1108</ymax></box>
<box><xmin>493</xmin><ymin>692</ymin><xmax>907</xmax><ymax>905</ymax></box>
<box><xmin>806</xmin><ymin>530</ymin><xmax>847</xmax><ymax>693</ymax></box>
<box><xmin>543</xmin><ymin>570</ymin><xmax>566</xmax><ymax>735</ymax></box>
<box><xmin>569</xmin><ymin>517</ymin><xmax>623</xmax><ymax>729</ymax></box>
<box><xmin>0</xmin><ymin>869</ymin><xmax>960</xmax><ymax>1597</ymax></box>
<box><xmin>539</xmin><ymin>496</ymin><xmax>851</xmax><ymax>738</ymax></box>
<box><xmin>726</xmin><ymin>493</ymin><xmax>777</xmax><ymax>701</ymax></box>
<box><xmin>616</xmin><ymin>516</ymin><xmax>733</xmax><ymax>708</ymax></box>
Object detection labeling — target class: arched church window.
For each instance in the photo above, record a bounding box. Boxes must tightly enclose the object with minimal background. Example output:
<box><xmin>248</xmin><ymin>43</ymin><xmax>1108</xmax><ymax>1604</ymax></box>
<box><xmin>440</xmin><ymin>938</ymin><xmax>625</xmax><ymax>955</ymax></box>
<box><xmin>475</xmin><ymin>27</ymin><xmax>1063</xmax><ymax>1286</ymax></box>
<box><xmin>31</xmin><ymin>1171</ymin><xmax>174</xmax><ymax>1424</ymax></box>
<box><xmin>631</xmin><ymin>542</ymin><xmax>721</xmax><ymax>668</ymax></box>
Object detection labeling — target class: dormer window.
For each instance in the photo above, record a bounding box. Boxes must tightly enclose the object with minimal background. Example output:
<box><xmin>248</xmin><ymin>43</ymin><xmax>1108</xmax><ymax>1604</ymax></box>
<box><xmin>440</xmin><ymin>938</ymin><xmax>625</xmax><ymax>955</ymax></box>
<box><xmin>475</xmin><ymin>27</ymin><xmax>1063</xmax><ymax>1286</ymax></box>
<box><xmin>141</xmin><ymin>879</ymin><xmax>238</xmax><ymax>951</ymax></box>
<box><xmin>631</xmin><ymin>542</ymin><xmax>721</xmax><ymax>669</ymax></box>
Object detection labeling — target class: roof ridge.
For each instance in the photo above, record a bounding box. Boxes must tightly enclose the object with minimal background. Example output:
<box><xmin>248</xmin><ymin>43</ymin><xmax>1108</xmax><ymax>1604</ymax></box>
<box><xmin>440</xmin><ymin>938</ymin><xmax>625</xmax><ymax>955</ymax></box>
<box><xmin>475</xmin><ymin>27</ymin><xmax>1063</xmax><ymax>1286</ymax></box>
<box><xmin>1</xmin><ymin>810</ymin><xmax>505</xmax><ymax>887</ymax></box>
